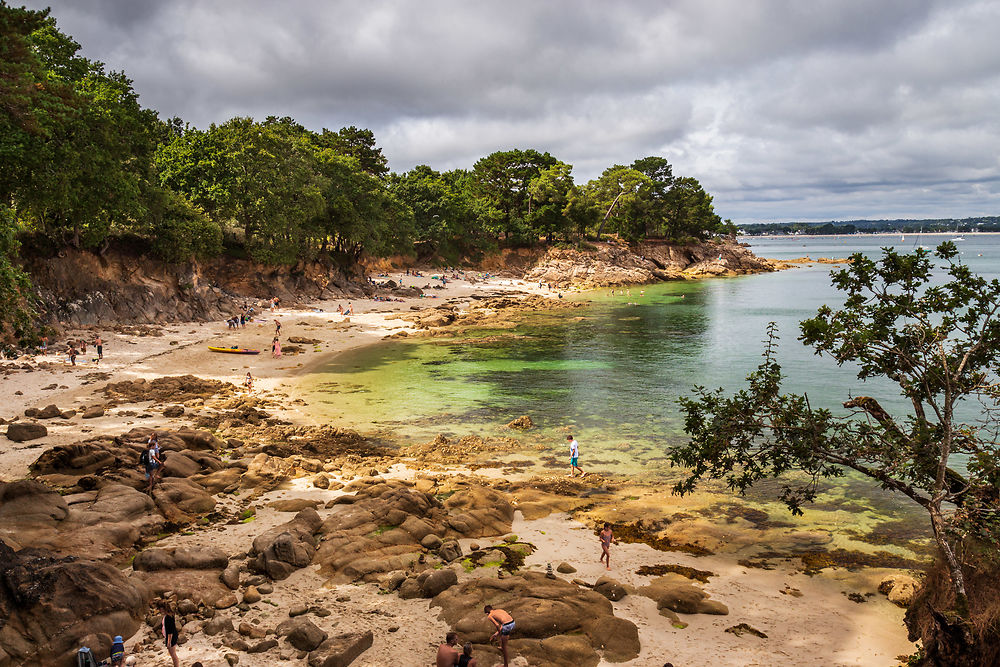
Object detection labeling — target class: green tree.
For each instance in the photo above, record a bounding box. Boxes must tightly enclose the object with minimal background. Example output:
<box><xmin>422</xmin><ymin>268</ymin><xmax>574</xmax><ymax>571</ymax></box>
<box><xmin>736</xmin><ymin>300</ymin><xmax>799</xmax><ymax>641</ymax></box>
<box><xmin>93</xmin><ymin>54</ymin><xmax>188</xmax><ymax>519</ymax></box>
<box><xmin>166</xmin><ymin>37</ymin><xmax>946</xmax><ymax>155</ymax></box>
<box><xmin>671</xmin><ymin>243</ymin><xmax>1000</xmax><ymax>628</ymax></box>
<box><xmin>526</xmin><ymin>161</ymin><xmax>575</xmax><ymax>242</ymax></box>
<box><xmin>390</xmin><ymin>165</ymin><xmax>485</xmax><ymax>259</ymax></box>
<box><xmin>144</xmin><ymin>189</ymin><xmax>222</xmax><ymax>263</ymax></box>
<box><xmin>662</xmin><ymin>176</ymin><xmax>723</xmax><ymax>240</ymax></box>
<box><xmin>0</xmin><ymin>206</ymin><xmax>34</xmax><ymax>344</ymax></box>
<box><xmin>586</xmin><ymin>165</ymin><xmax>652</xmax><ymax>241</ymax></box>
<box><xmin>158</xmin><ymin>117</ymin><xmax>325</xmax><ymax>264</ymax></box>
<box><xmin>472</xmin><ymin>149</ymin><xmax>558</xmax><ymax>243</ymax></box>
<box><xmin>315</xmin><ymin>126</ymin><xmax>389</xmax><ymax>178</ymax></box>
<box><xmin>309</xmin><ymin>150</ymin><xmax>409</xmax><ymax>261</ymax></box>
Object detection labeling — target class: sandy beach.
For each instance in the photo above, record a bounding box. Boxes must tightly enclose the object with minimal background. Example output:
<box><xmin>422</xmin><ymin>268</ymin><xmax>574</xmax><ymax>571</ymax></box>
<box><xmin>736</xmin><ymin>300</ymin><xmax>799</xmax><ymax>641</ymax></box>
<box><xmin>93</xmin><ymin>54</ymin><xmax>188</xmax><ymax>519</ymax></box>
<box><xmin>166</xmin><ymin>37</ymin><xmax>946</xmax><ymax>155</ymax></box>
<box><xmin>0</xmin><ymin>271</ymin><xmax>917</xmax><ymax>667</ymax></box>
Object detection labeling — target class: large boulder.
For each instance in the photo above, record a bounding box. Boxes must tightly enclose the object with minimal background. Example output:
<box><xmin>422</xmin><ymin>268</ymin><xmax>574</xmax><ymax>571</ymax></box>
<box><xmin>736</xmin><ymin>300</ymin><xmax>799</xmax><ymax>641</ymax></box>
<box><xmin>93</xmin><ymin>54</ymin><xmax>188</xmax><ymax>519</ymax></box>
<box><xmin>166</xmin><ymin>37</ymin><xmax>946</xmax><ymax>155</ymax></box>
<box><xmin>5</xmin><ymin>422</ymin><xmax>47</xmax><ymax>442</ymax></box>
<box><xmin>431</xmin><ymin>572</ymin><xmax>639</xmax><ymax>665</ymax></box>
<box><xmin>420</xmin><ymin>567</ymin><xmax>458</xmax><ymax>598</ymax></box>
<box><xmin>443</xmin><ymin>486</ymin><xmax>515</xmax><ymax>537</ymax></box>
<box><xmin>250</xmin><ymin>508</ymin><xmax>323</xmax><ymax>580</ymax></box>
<box><xmin>0</xmin><ymin>543</ymin><xmax>149</xmax><ymax>666</ymax></box>
<box><xmin>277</xmin><ymin>618</ymin><xmax>328</xmax><ymax>652</ymax></box>
<box><xmin>879</xmin><ymin>574</ymin><xmax>919</xmax><ymax>607</ymax></box>
<box><xmin>308</xmin><ymin>630</ymin><xmax>374</xmax><ymax>667</ymax></box>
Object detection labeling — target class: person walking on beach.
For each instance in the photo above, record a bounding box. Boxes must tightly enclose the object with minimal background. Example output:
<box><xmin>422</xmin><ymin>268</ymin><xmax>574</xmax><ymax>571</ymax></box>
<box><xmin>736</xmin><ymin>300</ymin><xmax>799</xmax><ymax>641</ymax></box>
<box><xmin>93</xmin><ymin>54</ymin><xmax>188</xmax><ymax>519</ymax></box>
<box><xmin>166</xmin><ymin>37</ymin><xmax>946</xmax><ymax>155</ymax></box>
<box><xmin>160</xmin><ymin>601</ymin><xmax>180</xmax><ymax>667</ymax></box>
<box><xmin>94</xmin><ymin>335</ymin><xmax>103</xmax><ymax>360</ymax></box>
<box><xmin>244</xmin><ymin>371</ymin><xmax>254</xmax><ymax>392</ymax></box>
<box><xmin>485</xmin><ymin>605</ymin><xmax>514</xmax><ymax>667</ymax></box>
<box><xmin>271</xmin><ymin>336</ymin><xmax>282</xmax><ymax>358</ymax></box>
<box><xmin>567</xmin><ymin>435</ymin><xmax>584</xmax><ymax>477</ymax></box>
<box><xmin>435</xmin><ymin>632</ymin><xmax>460</xmax><ymax>667</ymax></box>
<box><xmin>599</xmin><ymin>523</ymin><xmax>618</xmax><ymax>570</ymax></box>
<box><xmin>274</xmin><ymin>319</ymin><xmax>281</xmax><ymax>335</ymax></box>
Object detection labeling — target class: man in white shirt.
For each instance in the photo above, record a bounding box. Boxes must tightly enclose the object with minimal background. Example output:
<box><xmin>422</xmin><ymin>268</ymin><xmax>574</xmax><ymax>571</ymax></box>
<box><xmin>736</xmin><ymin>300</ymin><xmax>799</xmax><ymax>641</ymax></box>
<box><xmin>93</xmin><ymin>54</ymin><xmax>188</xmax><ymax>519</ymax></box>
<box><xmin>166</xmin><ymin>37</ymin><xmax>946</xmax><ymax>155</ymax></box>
<box><xmin>567</xmin><ymin>435</ymin><xmax>584</xmax><ymax>477</ymax></box>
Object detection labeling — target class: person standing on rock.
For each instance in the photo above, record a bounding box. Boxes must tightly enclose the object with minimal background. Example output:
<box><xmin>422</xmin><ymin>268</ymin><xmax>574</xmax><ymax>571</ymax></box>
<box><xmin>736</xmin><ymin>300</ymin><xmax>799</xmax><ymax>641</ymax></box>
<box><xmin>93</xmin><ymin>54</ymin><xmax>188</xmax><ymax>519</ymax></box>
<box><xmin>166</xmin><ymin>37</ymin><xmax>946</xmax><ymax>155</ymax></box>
<box><xmin>159</xmin><ymin>601</ymin><xmax>180</xmax><ymax>667</ymax></box>
<box><xmin>436</xmin><ymin>632</ymin><xmax>460</xmax><ymax>667</ymax></box>
<box><xmin>599</xmin><ymin>523</ymin><xmax>618</xmax><ymax>570</ymax></box>
<box><xmin>567</xmin><ymin>435</ymin><xmax>584</xmax><ymax>477</ymax></box>
<box><xmin>145</xmin><ymin>435</ymin><xmax>163</xmax><ymax>494</ymax></box>
<box><xmin>484</xmin><ymin>605</ymin><xmax>514</xmax><ymax>667</ymax></box>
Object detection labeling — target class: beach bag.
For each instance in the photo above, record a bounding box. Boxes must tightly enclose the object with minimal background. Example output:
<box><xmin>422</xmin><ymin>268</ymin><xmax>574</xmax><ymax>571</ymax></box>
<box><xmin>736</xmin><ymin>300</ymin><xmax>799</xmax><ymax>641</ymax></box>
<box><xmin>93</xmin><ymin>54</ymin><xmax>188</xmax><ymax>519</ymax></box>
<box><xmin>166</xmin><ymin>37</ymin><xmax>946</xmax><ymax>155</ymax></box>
<box><xmin>138</xmin><ymin>449</ymin><xmax>149</xmax><ymax>466</ymax></box>
<box><xmin>77</xmin><ymin>647</ymin><xmax>99</xmax><ymax>667</ymax></box>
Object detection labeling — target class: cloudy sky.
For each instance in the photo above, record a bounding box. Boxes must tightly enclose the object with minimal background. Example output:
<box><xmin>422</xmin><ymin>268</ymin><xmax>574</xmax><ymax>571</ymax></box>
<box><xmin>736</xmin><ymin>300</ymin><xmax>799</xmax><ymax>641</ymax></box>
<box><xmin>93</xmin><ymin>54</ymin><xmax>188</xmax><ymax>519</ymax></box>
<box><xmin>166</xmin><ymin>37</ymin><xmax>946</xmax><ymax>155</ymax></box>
<box><xmin>22</xmin><ymin>0</ymin><xmax>1000</xmax><ymax>223</ymax></box>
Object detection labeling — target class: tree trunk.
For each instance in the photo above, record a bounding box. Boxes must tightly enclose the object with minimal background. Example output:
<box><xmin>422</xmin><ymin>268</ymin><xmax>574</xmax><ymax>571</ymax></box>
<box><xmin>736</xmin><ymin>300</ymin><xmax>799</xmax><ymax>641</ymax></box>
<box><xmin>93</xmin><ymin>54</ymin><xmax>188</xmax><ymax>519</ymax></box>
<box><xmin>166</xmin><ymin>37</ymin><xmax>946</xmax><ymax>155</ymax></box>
<box><xmin>928</xmin><ymin>503</ymin><xmax>970</xmax><ymax>620</ymax></box>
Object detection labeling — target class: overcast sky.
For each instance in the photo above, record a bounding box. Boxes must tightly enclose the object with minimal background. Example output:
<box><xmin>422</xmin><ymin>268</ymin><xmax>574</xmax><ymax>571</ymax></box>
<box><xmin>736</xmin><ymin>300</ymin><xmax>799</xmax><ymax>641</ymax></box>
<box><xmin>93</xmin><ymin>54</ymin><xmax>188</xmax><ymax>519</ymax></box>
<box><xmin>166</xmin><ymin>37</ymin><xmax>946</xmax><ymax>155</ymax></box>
<box><xmin>21</xmin><ymin>0</ymin><xmax>1000</xmax><ymax>223</ymax></box>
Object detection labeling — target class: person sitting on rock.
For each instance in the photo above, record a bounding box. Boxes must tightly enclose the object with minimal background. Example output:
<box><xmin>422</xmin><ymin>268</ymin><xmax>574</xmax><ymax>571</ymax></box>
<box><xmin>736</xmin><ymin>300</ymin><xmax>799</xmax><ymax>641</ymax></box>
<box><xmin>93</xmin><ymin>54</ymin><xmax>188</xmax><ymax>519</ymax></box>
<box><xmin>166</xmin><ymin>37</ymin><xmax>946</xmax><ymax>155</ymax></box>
<box><xmin>484</xmin><ymin>605</ymin><xmax>514</xmax><ymax>667</ymax></box>
<box><xmin>436</xmin><ymin>631</ymin><xmax>460</xmax><ymax>667</ymax></box>
<box><xmin>459</xmin><ymin>642</ymin><xmax>478</xmax><ymax>667</ymax></box>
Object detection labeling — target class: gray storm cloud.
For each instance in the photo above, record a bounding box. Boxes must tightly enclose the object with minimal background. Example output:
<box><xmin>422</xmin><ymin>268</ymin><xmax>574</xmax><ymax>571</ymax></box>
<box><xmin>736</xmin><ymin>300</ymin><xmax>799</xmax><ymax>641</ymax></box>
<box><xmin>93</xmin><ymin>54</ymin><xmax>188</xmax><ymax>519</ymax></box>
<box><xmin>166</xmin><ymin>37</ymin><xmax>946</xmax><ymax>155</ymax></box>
<box><xmin>19</xmin><ymin>0</ymin><xmax>1000</xmax><ymax>223</ymax></box>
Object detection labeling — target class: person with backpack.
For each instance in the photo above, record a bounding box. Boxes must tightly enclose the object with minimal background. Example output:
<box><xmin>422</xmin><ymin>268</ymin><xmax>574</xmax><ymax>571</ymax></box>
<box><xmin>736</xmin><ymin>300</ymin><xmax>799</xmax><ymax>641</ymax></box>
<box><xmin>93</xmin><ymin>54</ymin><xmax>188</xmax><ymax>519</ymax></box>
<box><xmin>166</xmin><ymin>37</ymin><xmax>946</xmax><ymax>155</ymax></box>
<box><xmin>76</xmin><ymin>646</ymin><xmax>98</xmax><ymax>667</ymax></box>
<box><xmin>141</xmin><ymin>436</ymin><xmax>162</xmax><ymax>494</ymax></box>
<box><xmin>110</xmin><ymin>635</ymin><xmax>125</xmax><ymax>665</ymax></box>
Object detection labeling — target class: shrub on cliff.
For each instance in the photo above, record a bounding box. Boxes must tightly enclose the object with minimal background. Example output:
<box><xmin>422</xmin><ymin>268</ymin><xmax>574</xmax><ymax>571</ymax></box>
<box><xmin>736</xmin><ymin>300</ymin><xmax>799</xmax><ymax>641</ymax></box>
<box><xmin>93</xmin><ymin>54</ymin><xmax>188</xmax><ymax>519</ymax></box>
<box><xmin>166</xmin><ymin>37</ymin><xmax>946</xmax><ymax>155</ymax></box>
<box><xmin>671</xmin><ymin>242</ymin><xmax>1000</xmax><ymax>663</ymax></box>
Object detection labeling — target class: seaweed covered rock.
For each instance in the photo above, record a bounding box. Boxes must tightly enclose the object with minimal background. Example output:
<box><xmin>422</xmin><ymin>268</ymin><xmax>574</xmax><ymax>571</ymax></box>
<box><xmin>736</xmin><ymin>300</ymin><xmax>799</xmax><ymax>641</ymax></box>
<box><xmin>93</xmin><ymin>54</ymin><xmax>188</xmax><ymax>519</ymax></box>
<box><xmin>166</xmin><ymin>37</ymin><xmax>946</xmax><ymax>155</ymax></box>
<box><xmin>0</xmin><ymin>542</ymin><xmax>149</xmax><ymax>666</ymax></box>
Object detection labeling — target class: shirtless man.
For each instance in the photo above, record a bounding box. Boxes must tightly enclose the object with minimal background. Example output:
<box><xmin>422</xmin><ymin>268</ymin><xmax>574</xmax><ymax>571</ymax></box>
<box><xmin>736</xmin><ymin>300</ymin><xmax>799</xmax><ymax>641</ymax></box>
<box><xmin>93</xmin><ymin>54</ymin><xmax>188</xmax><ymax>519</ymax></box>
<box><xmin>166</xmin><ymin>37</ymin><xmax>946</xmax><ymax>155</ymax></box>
<box><xmin>599</xmin><ymin>523</ymin><xmax>618</xmax><ymax>570</ymax></box>
<box><xmin>484</xmin><ymin>605</ymin><xmax>514</xmax><ymax>667</ymax></box>
<box><xmin>436</xmin><ymin>632</ymin><xmax>460</xmax><ymax>667</ymax></box>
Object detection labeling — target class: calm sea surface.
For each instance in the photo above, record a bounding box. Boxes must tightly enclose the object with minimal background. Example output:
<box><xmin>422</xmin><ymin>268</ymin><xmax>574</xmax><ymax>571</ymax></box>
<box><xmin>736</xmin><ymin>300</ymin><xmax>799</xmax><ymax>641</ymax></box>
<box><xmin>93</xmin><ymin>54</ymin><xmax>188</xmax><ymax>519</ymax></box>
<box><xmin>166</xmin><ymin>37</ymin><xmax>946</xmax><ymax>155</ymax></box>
<box><xmin>300</xmin><ymin>234</ymin><xmax>999</xmax><ymax>544</ymax></box>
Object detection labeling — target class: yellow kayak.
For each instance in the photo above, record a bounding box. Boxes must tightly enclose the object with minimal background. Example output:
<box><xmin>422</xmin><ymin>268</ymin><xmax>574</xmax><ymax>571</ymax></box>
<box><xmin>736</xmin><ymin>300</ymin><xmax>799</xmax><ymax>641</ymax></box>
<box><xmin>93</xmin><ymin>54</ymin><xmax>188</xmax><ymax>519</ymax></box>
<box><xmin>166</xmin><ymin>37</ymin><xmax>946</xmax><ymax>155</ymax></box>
<box><xmin>208</xmin><ymin>346</ymin><xmax>260</xmax><ymax>355</ymax></box>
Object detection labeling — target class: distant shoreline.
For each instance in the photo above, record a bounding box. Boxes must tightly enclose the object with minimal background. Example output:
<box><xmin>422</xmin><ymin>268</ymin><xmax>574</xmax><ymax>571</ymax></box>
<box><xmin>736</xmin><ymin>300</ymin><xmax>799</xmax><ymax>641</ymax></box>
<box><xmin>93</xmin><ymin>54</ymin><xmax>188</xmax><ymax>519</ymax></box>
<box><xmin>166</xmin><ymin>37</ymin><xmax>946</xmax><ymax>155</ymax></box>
<box><xmin>741</xmin><ymin>231</ymin><xmax>1000</xmax><ymax>240</ymax></box>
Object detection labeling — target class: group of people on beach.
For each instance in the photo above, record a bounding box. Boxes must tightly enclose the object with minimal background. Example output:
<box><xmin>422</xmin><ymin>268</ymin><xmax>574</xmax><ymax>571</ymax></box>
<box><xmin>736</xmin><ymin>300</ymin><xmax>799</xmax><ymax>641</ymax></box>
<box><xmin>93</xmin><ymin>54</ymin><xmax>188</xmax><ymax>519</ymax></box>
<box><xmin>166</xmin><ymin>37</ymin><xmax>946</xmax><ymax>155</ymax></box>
<box><xmin>64</xmin><ymin>335</ymin><xmax>104</xmax><ymax>365</ymax></box>
<box><xmin>436</xmin><ymin>605</ymin><xmax>515</xmax><ymax>667</ymax></box>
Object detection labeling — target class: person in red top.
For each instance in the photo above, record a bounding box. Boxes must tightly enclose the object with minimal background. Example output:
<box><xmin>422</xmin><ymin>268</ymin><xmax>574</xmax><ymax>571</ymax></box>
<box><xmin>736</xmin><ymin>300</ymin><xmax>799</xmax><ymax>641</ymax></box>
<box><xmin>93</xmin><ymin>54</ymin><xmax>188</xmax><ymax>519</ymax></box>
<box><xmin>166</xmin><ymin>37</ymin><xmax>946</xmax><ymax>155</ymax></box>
<box><xmin>484</xmin><ymin>605</ymin><xmax>514</xmax><ymax>667</ymax></box>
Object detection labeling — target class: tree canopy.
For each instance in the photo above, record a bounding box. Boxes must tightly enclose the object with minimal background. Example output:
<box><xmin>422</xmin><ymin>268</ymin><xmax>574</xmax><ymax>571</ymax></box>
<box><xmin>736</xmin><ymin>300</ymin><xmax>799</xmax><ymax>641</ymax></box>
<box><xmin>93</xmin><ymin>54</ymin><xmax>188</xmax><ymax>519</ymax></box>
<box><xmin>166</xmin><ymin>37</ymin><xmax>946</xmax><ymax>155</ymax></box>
<box><xmin>0</xmin><ymin>2</ymin><xmax>734</xmax><ymax>341</ymax></box>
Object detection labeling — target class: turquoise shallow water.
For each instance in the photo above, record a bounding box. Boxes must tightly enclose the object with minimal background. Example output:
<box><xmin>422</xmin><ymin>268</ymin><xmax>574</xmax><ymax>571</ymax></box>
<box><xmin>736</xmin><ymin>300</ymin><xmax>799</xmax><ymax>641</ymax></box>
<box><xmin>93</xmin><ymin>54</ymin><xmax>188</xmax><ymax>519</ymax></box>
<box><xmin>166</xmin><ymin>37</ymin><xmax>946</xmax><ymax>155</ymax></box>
<box><xmin>299</xmin><ymin>234</ymin><xmax>1000</xmax><ymax>549</ymax></box>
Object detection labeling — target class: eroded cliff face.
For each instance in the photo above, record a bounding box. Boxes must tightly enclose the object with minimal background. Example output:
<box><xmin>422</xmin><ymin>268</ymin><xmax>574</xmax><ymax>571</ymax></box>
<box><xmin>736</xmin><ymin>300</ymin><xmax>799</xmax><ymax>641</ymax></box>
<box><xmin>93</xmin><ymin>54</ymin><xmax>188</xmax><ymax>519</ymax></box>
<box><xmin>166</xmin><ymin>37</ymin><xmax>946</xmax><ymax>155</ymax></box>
<box><xmin>522</xmin><ymin>238</ymin><xmax>775</xmax><ymax>288</ymax></box>
<box><xmin>25</xmin><ymin>249</ymin><xmax>367</xmax><ymax>327</ymax></box>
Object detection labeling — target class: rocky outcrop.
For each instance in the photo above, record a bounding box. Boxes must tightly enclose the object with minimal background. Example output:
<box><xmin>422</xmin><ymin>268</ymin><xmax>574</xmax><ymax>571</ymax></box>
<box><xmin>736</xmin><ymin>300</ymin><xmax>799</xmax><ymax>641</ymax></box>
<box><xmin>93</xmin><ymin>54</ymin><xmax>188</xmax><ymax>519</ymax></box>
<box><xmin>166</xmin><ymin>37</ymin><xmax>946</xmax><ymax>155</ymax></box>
<box><xmin>24</xmin><ymin>246</ymin><xmax>370</xmax><ymax>327</ymax></box>
<box><xmin>523</xmin><ymin>238</ymin><xmax>774</xmax><ymax>287</ymax></box>
<box><xmin>314</xmin><ymin>480</ymin><xmax>515</xmax><ymax>587</ymax></box>
<box><xmin>131</xmin><ymin>545</ymin><xmax>234</xmax><ymax>608</ymax></box>
<box><xmin>431</xmin><ymin>572</ymin><xmax>640</xmax><ymax>665</ymax></box>
<box><xmin>249</xmin><ymin>508</ymin><xmax>324</xmax><ymax>580</ymax></box>
<box><xmin>0</xmin><ymin>542</ymin><xmax>149</xmax><ymax>666</ymax></box>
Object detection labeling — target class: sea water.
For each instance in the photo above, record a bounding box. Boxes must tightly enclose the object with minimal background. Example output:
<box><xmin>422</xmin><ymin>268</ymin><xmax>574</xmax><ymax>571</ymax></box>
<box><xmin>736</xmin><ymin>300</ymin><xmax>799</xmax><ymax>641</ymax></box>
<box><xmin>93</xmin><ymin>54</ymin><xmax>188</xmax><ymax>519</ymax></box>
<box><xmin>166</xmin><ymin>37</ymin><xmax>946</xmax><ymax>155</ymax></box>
<box><xmin>299</xmin><ymin>234</ymin><xmax>1000</xmax><ymax>555</ymax></box>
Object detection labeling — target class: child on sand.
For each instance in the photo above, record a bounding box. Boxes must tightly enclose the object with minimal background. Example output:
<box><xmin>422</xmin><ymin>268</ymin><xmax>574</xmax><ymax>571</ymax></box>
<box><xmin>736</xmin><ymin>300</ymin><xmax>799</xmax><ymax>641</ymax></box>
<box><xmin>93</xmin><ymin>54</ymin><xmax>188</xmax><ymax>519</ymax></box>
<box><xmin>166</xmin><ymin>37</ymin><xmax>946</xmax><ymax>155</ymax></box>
<box><xmin>599</xmin><ymin>523</ymin><xmax>618</xmax><ymax>570</ymax></box>
<box><xmin>272</xmin><ymin>336</ymin><xmax>282</xmax><ymax>358</ymax></box>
